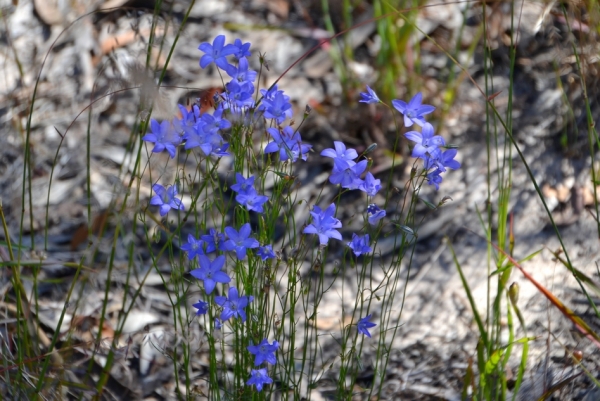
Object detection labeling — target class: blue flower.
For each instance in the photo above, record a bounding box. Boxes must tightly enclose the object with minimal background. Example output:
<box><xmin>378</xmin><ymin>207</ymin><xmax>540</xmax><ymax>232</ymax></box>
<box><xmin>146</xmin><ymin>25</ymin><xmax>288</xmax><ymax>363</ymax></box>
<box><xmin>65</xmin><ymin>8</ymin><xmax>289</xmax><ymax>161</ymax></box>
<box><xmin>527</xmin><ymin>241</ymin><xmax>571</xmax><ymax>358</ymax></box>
<box><xmin>211</xmin><ymin>143</ymin><xmax>230</xmax><ymax>157</ymax></box>
<box><xmin>367</xmin><ymin>204</ymin><xmax>386</xmax><ymax>226</ymax></box>
<box><xmin>359</xmin><ymin>85</ymin><xmax>380</xmax><ymax>104</ymax></box>
<box><xmin>329</xmin><ymin>158</ymin><xmax>367</xmax><ymax>190</ymax></box>
<box><xmin>357</xmin><ymin>314</ymin><xmax>377</xmax><ymax>337</ymax></box>
<box><xmin>222</xmin><ymin>223</ymin><xmax>260</xmax><ymax>260</ymax></box>
<box><xmin>257</xmin><ymin>245</ymin><xmax>276</xmax><ymax>261</ymax></box>
<box><xmin>190</xmin><ymin>255</ymin><xmax>231</xmax><ymax>294</ymax></box>
<box><xmin>182</xmin><ymin>115</ymin><xmax>230</xmax><ymax>157</ymax></box>
<box><xmin>404</xmin><ymin>123</ymin><xmax>445</xmax><ymax>159</ymax></box>
<box><xmin>192</xmin><ymin>300</ymin><xmax>208</xmax><ymax>316</ymax></box>
<box><xmin>214</xmin><ymin>286</ymin><xmax>254</xmax><ymax>322</ymax></box>
<box><xmin>348</xmin><ymin>233</ymin><xmax>372</xmax><ymax>257</ymax></box>
<box><xmin>424</xmin><ymin>148</ymin><xmax>461</xmax><ymax>173</ymax></box>
<box><xmin>181</xmin><ymin>234</ymin><xmax>205</xmax><ymax>259</ymax></box>
<box><xmin>231</xmin><ymin>173</ymin><xmax>256</xmax><ymax>195</ymax></box>
<box><xmin>222</xmin><ymin>80</ymin><xmax>255</xmax><ymax>110</ymax></box>
<box><xmin>426</xmin><ymin>168</ymin><xmax>443</xmax><ymax>190</ymax></box>
<box><xmin>246</xmin><ymin>368</ymin><xmax>273</xmax><ymax>392</ymax></box>
<box><xmin>247</xmin><ymin>338</ymin><xmax>279</xmax><ymax>366</ymax></box>
<box><xmin>420</xmin><ymin>148</ymin><xmax>461</xmax><ymax>190</ymax></box>
<box><xmin>236</xmin><ymin>191</ymin><xmax>269</xmax><ymax>213</ymax></box>
<box><xmin>303</xmin><ymin>203</ymin><xmax>342</xmax><ymax>246</ymax></box>
<box><xmin>200</xmin><ymin>106</ymin><xmax>231</xmax><ymax>135</ymax></box>
<box><xmin>232</xmin><ymin>39</ymin><xmax>252</xmax><ymax>60</ymax></box>
<box><xmin>392</xmin><ymin>92</ymin><xmax>435</xmax><ymax>127</ymax></box>
<box><xmin>198</xmin><ymin>35</ymin><xmax>238</xmax><ymax>70</ymax></box>
<box><xmin>201</xmin><ymin>229</ymin><xmax>226</xmax><ymax>253</ymax></box>
<box><xmin>259</xmin><ymin>84</ymin><xmax>289</xmax><ymax>104</ymax></box>
<box><xmin>174</xmin><ymin>104</ymin><xmax>201</xmax><ymax>137</ymax></box>
<box><xmin>264</xmin><ymin>126</ymin><xmax>312</xmax><ymax>163</ymax></box>
<box><xmin>320</xmin><ymin>141</ymin><xmax>358</xmax><ymax>162</ymax></box>
<box><xmin>214</xmin><ymin>318</ymin><xmax>222</xmax><ymax>330</ymax></box>
<box><xmin>182</xmin><ymin>122</ymin><xmax>212</xmax><ymax>154</ymax></box>
<box><xmin>225</xmin><ymin>57</ymin><xmax>257</xmax><ymax>84</ymax></box>
<box><xmin>261</xmin><ymin>90</ymin><xmax>293</xmax><ymax>124</ymax></box>
<box><xmin>149</xmin><ymin>184</ymin><xmax>184</xmax><ymax>216</ymax></box>
<box><xmin>142</xmin><ymin>119</ymin><xmax>181</xmax><ymax>158</ymax></box>
<box><xmin>359</xmin><ymin>172</ymin><xmax>381</xmax><ymax>196</ymax></box>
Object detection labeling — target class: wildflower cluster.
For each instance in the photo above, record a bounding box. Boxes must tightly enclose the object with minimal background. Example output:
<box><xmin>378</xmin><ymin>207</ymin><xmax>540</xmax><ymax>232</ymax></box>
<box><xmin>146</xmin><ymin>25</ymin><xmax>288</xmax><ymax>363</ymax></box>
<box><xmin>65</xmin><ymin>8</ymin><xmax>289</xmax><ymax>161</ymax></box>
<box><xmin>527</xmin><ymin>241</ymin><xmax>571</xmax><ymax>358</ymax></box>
<box><xmin>315</xmin><ymin>140</ymin><xmax>384</xmax><ymax>256</ymax></box>
<box><xmin>391</xmin><ymin>92</ymin><xmax>460</xmax><ymax>189</ymax></box>
<box><xmin>247</xmin><ymin>339</ymin><xmax>279</xmax><ymax>391</ymax></box>
<box><xmin>142</xmin><ymin>34</ymin><xmax>460</xmax><ymax>396</ymax></box>
<box><xmin>231</xmin><ymin>173</ymin><xmax>268</xmax><ymax>213</ymax></box>
<box><xmin>143</xmin><ymin>102</ymin><xmax>230</xmax><ymax>159</ymax></box>
<box><xmin>321</xmin><ymin>141</ymin><xmax>381</xmax><ymax>195</ymax></box>
<box><xmin>157</xmin><ymin>35</ymin><xmax>295</xmax><ymax>392</ymax></box>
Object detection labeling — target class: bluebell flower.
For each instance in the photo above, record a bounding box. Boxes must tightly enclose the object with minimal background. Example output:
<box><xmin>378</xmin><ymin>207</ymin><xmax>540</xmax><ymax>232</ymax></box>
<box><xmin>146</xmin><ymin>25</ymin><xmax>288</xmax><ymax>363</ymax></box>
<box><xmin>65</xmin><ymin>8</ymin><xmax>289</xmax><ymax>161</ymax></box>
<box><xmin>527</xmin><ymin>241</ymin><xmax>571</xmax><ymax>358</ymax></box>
<box><xmin>426</xmin><ymin>168</ymin><xmax>443</xmax><ymax>190</ymax></box>
<box><xmin>192</xmin><ymin>300</ymin><xmax>208</xmax><ymax>316</ymax></box>
<box><xmin>201</xmin><ymin>228</ymin><xmax>226</xmax><ymax>253</ymax></box>
<box><xmin>236</xmin><ymin>191</ymin><xmax>269</xmax><ymax>213</ymax></box>
<box><xmin>329</xmin><ymin>158</ymin><xmax>367</xmax><ymax>190</ymax></box>
<box><xmin>214</xmin><ymin>318</ymin><xmax>222</xmax><ymax>330</ymax></box>
<box><xmin>181</xmin><ymin>234</ymin><xmax>205</xmax><ymax>259</ymax></box>
<box><xmin>149</xmin><ymin>184</ymin><xmax>184</xmax><ymax>216</ymax></box>
<box><xmin>232</xmin><ymin>39</ymin><xmax>252</xmax><ymax>60</ymax></box>
<box><xmin>231</xmin><ymin>173</ymin><xmax>256</xmax><ymax>195</ymax></box>
<box><xmin>359</xmin><ymin>85</ymin><xmax>380</xmax><ymax>104</ymax></box>
<box><xmin>259</xmin><ymin>84</ymin><xmax>287</xmax><ymax>102</ymax></box>
<box><xmin>392</xmin><ymin>92</ymin><xmax>435</xmax><ymax>127</ymax></box>
<box><xmin>348</xmin><ymin>233</ymin><xmax>372</xmax><ymax>257</ymax></box>
<box><xmin>246</xmin><ymin>368</ymin><xmax>273</xmax><ymax>392</ymax></box>
<box><xmin>182</xmin><ymin>120</ymin><xmax>229</xmax><ymax>157</ymax></box>
<box><xmin>211</xmin><ymin>142</ymin><xmax>230</xmax><ymax>157</ymax></box>
<box><xmin>174</xmin><ymin>104</ymin><xmax>201</xmax><ymax>137</ymax></box>
<box><xmin>200</xmin><ymin>106</ymin><xmax>231</xmax><ymax>135</ymax></box>
<box><xmin>209</xmin><ymin>134</ymin><xmax>229</xmax><ymax>157</ymax></box>
<box><xmin>424</xmin><ymin>148</ymin><xmax>461</xmax><ymax>173</ymax></box>
<box><xmin>303</xmin><ymin>203</ymin><xmax>342</xmax><ymax>245</ymax></box>
<box><xmin>247</xmin><ymin>338</ymin><xmax>279</xmax><ymax>366</ymax></box>
<box><xmin>198</xmin><ymin>35</ymin><xmax>238</xmax><ymax>70</ymax></box>
<box><xmin>190</xmin><ymin>255</ymin><xmax>231</xmax><ymax>294</ymax></box>
<box><xmin>214</xmin><ymin>286</ymin><xmax>254</xmax><ymax>322</ymax></box>
<box><xmin>357</xmin><ymin>314</ymin><xmax>377</xmax><ymax>337</ymax></box>
<box><xmin>420</xmin><ymin>148</ymin><xmax>461</xmax><ymax>190</ymax></box>
<box><xmin>404</xmin><ymin>123</ymin><xmax>445</xmax><ymax>159</ymax></box>
<box><xmin>223</xmin><ymin>80</ymin><xmax>255</xmax><ymax>110</ymax></box>
<box><xmin>264</xmin><ymin>126</ymin><xmax>312</xmax><ymax>163</ymax></box>
<box><xmin>182</xmin><ymin>121</ymin><xmax>209</xmax><ymax>153</ymax></box>
<box><xmin>367</xmin><ymin>204</ymin><xmax>386</xmax><ymax>226</ymax></box>
<box><xmin>142</xmin><ymin>119</ymin><xmax>181</xmax><ymax>158</ymax></box>
<box><xmin>320</xmin><ymin>141</ymin><xmax>358</xmax><ymax>163</ymax></box>
<box><xmin>222</xmin><ymin>223</ymin><xmax>260</xmax><ymax>260</ymax></box>
<box><xmin>257</xmin><ymin>245</ymin><xmax>276</xmax><ymax>261</ymax></box>
<box><xmin>359</xmin><ymin>172</ymin><xmax>381</xmax><ymax>196</ymax></box>
<box><xmin>225</xmin><ymin>57</ymin><xmax>257</xmax><ymax>84</ymax></box>
<box><xmin>261</xmin><ymin>90</ymin><xmax>293</xmax><ymax>124</ymax></box>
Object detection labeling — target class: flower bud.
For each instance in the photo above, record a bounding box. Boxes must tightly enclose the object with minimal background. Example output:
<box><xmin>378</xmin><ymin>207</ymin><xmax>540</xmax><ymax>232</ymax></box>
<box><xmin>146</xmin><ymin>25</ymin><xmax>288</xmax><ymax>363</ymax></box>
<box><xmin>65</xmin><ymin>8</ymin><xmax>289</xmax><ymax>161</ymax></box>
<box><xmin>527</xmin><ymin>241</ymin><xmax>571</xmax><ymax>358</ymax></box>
<box><xmin>365</xmin><ymin>143</ymin><xmax>377</xmax><ymax>154</ymax></box>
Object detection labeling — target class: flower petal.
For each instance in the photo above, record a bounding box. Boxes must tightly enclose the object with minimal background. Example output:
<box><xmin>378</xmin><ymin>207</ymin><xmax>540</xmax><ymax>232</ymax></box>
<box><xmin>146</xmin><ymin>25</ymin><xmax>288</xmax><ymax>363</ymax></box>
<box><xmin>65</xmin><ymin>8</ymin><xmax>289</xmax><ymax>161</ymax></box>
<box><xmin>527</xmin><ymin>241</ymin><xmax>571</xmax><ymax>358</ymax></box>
<box><xmin>239</xmin><ymin>223</ymin><xmax>252</xmax><ymax>239</ymax></box>
<box><xmin>391</xmin><ymin>99</ymin><xmax>406</xmax><ymax>113</ymax></box>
